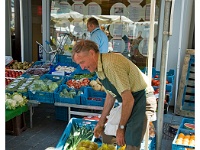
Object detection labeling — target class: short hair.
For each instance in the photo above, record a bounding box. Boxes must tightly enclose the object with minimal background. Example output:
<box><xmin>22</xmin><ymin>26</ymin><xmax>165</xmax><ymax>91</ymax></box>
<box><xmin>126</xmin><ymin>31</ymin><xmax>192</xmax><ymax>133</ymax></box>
<box><xmin>87</xmin><ymin>17</ymin><xmax>99</xmax><ymax>27</ymax></box>
<box><xmin>72</xmin><ymin>39</ymin><xmax>99</xmax><ymax>60</ymax></box>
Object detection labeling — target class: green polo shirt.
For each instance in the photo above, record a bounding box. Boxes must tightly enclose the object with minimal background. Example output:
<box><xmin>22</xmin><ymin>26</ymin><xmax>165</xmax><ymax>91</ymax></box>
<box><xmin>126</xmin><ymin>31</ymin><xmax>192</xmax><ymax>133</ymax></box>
<box><xmin>96</xmin><ymin>53</ymin><xmax>147</xmax><ymax>96</ymax></box>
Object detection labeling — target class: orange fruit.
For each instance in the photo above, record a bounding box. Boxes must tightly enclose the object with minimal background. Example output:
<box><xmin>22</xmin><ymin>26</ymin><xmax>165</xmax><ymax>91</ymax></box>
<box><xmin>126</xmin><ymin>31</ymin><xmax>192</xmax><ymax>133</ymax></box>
<box><xmin>176</xmin><ymin>139</ymin><xmax>182</xmax><ymax>144</ymax></box>
<box><xmin>178</xmin><ymin>133</ymin><xmax>185</xmax><ymax>138</ymax></box>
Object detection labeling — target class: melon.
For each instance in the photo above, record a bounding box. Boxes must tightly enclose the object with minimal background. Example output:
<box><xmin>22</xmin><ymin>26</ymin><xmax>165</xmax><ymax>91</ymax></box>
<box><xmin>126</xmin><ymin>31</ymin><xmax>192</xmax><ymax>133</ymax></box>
<box><xmin>184</xmin><ymin>123</ymin><xmax>195</xmax><ymax>130</ymax></box>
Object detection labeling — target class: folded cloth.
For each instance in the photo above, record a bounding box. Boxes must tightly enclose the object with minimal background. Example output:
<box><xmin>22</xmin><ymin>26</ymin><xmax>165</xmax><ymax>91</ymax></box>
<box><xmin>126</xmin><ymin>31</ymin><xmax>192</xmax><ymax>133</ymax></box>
<box><xmin>104</xmin><ymin>103</ymin><xmax>122</xmax><ymax>136</ymax></box>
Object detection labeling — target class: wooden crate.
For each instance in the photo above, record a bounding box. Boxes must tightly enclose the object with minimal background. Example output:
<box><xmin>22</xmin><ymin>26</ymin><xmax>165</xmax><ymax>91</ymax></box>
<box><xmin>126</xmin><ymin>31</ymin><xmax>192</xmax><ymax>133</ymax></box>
<box><xmin>6</xmin><ymin>112</ymin><xmax>27</xmax><ymax>136</ymax></box>
<box><xmin>175</xmin><ymin>49</ymin><xmax>195</xmax><ymax>117</ymax></box>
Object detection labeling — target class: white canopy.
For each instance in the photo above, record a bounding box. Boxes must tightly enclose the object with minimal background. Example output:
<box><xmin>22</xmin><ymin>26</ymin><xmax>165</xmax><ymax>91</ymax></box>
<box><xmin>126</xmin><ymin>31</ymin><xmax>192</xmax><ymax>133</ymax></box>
<box><xmin>51</xmin><ymin>10</ymin><xmax>134</xmax><ymax>24</ymax></box>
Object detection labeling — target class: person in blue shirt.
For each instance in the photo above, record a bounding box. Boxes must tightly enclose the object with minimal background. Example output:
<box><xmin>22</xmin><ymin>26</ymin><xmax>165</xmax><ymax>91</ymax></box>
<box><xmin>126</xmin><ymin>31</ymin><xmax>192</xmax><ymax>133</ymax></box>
<box><xmin>87</xmin><ymin>17</ymin><xmax>109</xmax><ymax>53</ymax></box>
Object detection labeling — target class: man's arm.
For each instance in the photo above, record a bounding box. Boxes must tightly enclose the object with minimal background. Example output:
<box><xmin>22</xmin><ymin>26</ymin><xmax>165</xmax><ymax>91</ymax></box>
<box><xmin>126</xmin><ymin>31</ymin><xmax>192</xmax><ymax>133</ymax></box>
<box><xmin>116</xmin><ymin>89</ymin><xmax>134</xmax><ymax>146</ymax></box>
<box><xmin>119</xmin><ymin>90</ymin><xmax>134</xmax><ymax>127</ymax></box>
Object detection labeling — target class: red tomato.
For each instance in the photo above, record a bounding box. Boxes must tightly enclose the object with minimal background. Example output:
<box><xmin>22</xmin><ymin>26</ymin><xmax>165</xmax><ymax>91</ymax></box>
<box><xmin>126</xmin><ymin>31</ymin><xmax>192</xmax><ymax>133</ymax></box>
<box><xmin>155</xmin><ymin>75</ymin><xmax>159</xmax><ymax>78</ymax></box>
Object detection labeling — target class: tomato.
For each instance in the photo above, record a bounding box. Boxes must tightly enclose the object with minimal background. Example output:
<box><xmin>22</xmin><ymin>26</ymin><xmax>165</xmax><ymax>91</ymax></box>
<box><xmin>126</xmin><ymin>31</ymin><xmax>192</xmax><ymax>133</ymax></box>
<box><xmin>154</xmin><ymin>75</ymin><xmax>159</xmax><ymax>78</ymax></box>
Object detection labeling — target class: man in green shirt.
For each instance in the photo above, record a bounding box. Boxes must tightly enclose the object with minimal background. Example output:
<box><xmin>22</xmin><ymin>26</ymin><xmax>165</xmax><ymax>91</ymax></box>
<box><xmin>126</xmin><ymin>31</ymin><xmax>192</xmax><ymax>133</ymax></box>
<box><xmin>72</xmin><ymin>39</ymin><xmax>155</xmax><ymax>150</ymax></box>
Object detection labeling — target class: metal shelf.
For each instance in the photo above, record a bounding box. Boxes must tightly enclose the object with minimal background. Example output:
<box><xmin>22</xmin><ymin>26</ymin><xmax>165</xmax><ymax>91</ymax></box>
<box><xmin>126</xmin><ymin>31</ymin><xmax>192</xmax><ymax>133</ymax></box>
<box><xmin>54</xmin><ymin>102</ymin><xmax>103</xmax><ymax>120</ymax></box>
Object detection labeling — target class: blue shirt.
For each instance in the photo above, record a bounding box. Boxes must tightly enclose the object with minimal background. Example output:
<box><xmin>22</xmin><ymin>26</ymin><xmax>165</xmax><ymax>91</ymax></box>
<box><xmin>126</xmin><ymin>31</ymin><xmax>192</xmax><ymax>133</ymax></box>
<box><xmin>90</xmin><ymin>27</ymin><xmax>109</xmax><ymax>53</ymax></box>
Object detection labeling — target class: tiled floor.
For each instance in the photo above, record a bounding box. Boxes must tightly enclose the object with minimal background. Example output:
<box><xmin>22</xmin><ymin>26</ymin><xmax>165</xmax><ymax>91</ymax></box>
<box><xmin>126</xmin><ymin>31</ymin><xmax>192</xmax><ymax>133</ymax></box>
<box><xmin>5</xmin><ymin>103</ymin><xmax>184</xmax><ymax>150</ymax></box>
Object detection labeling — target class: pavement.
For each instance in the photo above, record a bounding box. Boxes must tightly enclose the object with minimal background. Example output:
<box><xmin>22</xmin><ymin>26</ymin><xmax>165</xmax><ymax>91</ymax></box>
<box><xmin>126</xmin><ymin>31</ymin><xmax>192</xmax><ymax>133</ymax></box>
<box><xmin>5</xmin><ymin>103</ymin><xmax>184</xmax><ymax>150</ymax></box>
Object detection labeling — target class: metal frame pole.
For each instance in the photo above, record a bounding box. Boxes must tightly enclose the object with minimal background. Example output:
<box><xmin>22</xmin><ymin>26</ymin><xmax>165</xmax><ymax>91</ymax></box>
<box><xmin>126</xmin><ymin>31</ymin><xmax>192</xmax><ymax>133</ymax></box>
<box><xmin>19</xmin><ymin>0</ymin><xmax>24</xmax><ymax>62</ymax></box>
<box><xmin>156</xmin><ymin>0</ymin><xmax>173</xmax><ymax>149</ymax></box>
<box><xmin>42</xmin><ymin>0</ymin><xmax>50</xmax><ymax>61</ymax></box>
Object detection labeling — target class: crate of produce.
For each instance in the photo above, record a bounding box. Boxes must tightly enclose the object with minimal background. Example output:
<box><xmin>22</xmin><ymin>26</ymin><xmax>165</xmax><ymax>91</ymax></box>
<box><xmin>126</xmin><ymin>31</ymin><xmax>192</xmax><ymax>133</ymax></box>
<box><xmin>151</xmin><ymin>75</ymin><xmax>174</xmax><ymax>86</ymax></box>
<box><xmin>179</xmin><ymin>118</ymin><xmax>195</xmax><ymax>130</ymax></box>
<box><xmin>56</xmin><ymin>54</ymin><xmax>73</xmax><ymax>64</ymax></box>
<box><xmin>172</xmin><ymin>128</ymin><xmax>195</xmax><ymax>150</ymax></box>
<box><xmin>54</xmin><ymin>85</ymin><xmax>83</xmax><ymax>104</ymax></box>
<box><xmin>63</xmin><ymin>76</ymin><xmax>91</xmax><ymax>89</ymax></box>
<box><xmin>153</xmin><ymin>84</ymin><xmax>173</xmax><ymax>100</ymax></box>
<box><xmin>49</xmin><ymin>62</ymin><xmax>78</xmax><ymax>76</ymax></box>
<box><xmin>71</xmin><ymin>65</ymin><xmax>91</xmax><ymax>76</ymax></box>
<box><xmin>24</xmin><ymin>61</ymin><xmax>52</xmax><ymax>76</ymax></box>
<box><xmin>55</xmin><ymin>118</ymin><xmax>98</xmax><ymax>150</ymax></box>
<box><xmin>55</xmin><ymin>106</ymin><xmax>68</xmax><ymax>121</ymax></box>
<box><xmin>81</xmin><ymin>87</ymin><xmax>106</xmax><ymax>106</ymax></box>
<box><xmin>30</xmin><ymin>61</ymin><xmax>52</xmax><ymax>68</ymax></box>
<box><xmin>5</xmin><ymin>60</ymin><xmax>34</xmax><ymax>70</ymax></box>
<box><xmin>28</xmin><ymin>74</ymin><xmax>65</xmax><ymax>103</ymax></box>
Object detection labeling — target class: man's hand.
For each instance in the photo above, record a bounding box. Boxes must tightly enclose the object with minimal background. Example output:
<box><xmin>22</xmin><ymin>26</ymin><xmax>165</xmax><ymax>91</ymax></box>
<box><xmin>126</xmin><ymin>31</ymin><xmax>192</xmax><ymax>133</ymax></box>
<box><xmin>94</xmin><ymin>123</ymin><xmax>104</xmax><ymax>138</ymax></box>
<box><xmin>116</xmin><ymin>128</ymin><xmax>125</xmax><ymax>146</ymax></box>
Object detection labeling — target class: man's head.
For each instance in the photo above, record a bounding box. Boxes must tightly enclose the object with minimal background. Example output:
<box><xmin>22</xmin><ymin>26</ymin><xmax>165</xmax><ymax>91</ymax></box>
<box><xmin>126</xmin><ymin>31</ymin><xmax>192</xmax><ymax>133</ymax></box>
<box><xmin>87</xmin><ymin>17</ymin><xmax>99</xmax><ymax>32</ymax></box>
<box><xmin>72</xmin><ymin>40</ymin><xmax>99</xmax><ymax>73</ymax></box>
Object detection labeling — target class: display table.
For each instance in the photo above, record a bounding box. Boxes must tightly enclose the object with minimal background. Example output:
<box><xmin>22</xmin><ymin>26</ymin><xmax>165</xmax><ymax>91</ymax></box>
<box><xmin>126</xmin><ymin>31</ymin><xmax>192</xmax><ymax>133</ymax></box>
<box><xmin>6</xmin><ymin>105</ymin><xmax>28</xmax><ymax>136</ymax></box>
<box><xmin>6</xmin><ymin>105</ymin><xmax>28</xmax><ymax>122</ymax></box>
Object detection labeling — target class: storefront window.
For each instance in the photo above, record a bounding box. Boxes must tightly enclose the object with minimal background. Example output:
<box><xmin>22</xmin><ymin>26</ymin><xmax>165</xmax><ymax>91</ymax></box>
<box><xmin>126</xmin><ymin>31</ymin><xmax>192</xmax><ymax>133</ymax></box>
<box><xmin>49</xmin><ymin>0</ymin><xmax>160</xmax><ymax>69</ymax></box>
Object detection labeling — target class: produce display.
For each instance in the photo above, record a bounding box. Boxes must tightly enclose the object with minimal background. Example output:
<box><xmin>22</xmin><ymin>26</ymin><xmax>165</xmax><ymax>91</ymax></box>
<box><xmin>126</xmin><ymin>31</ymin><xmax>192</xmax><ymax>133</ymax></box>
<box><xmin>63</xmin><ymin>123</ymin><xmax>94</xmax><ymax>150</ymax></box>
<box><xmin>66</xmin><ymin>78</ymin><xmax>90</xmax><ymax>89</ymax></box>
<box><xmin>89</xmin><ymin>79</ymin><xmax>105</xmax><ymax>91</ymax></box>
<box><xmin>6</xmin><ymin>76</ymin><xmax>38</xmax><ymax>94</ymax></box>
<box><xmin>76</xmin><ymin>140</ymin><xmax>98</xmax><ymax>150</ymax></box>
<box><xmin>59</xmin><ymin>88</ymin><xmax>83</xmax><ymax>98</ymax></box>
<box><xmin>184</xmin><ymin>123</ymin><xmax>195</xmax><ymax>130</ymax></box>
<box><xmin>6</xmin><ymin>61</ymin><xmax>34</xmax><ymax>70</ymax></box>
<box><xmin>97</xmin><ymin>143</ymin><xmax>116</xmax><ymax>150</ymax></box>
<box><xmin>5</xmin><ymin>92</ymin><xmax>28</xmax><ymax>110</ymax></box>
<box><xmin>6</xmin><ymin>76</ymin><xmax>28</xmax><ymax>92</ymax></box>
<box><xmin>5</xmin><ymin>69</ymin><xmax>24</xmax><ymax>78</ymax></box>
<box><xmin>29</xmin><ymin>78</ymin><xmax>61</xmax><ymax>93</ymax></box>
<box><xmin>55</xmin><ymin>65</ymin><xmax>76</xmax><ymax>74</ymax></box>
<box><xmin>175</xmin><ymin>133</ymin><xmax>195</xmax><ymax>146</ymax></box>
<box><xmin>73</xmin><ymin>73</ymin><xmax>96</xmax><ymax>80</ymax></box>
<box><xmin>5</xmin><ymin>78</ymin><xmax>14</xmax><ymax>86</ymax></box>
<box><xmin>25</xmin><ymin>62</ymin><xmax>51</xmax><ymax>75</ymax></box>
<box><xmin>5</xmin><ymin>60</ymin><xmax>34</xmax><ymax>85</ymax></box>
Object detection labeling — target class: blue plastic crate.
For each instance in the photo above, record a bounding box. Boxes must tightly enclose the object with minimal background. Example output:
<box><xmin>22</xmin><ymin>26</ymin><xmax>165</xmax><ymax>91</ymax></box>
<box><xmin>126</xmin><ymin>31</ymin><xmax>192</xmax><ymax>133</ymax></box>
<box><xmin>55</xmin><ymin>106</ymin><xmax>68</xmax><ymax>121</ymax></box>
<box><xmin>71</xmin><ymin>65</ymin><xmax>91</xmax><ymax>76</ymax></box>
<box><xmin>179</xmin><ymin>118</ymin><xmax>195</xmax><ymax>130</ymax></box>
<box><xmin>55</xmin><ymin>118</ymin><xmax>98</xmax><ymax>150</ymax></box>
<box><xmin>56</xmin><ymin>54</ymin><xmax>73</xmax><ymax>64</ymax></box>
<box><xmin>153</xmin><ymin>84</ymin><xmax>173</xmax><ymax>100</ymax></box>
<box><xmin>172</xmin><ymin>128</ymin><xmax>195</xmax><ymax>150</ymax></box>
<box><xmin>49</xmin><ymin>62</ymin><xmax>78</xmax><ymax>76</ymax></box>
<box><xmin>62</xmin><ymin>76</ymin><xmax>91</xmax><ymax>89</ymax></box>
<box><xmin>81</xmin><ymin>87</ymin><xmax>106</xmax><ymax>106</ymax></box>
<box><xmin>54</xmin><ymin>85</ymin><xmax>82</xmax><ymax>104</ymax></box>
<box><xmin>141</xmin><ymin>67</ymin><xmax>175</xmax><ymax>78</ymax></box>
<box><xmin>28</xmin><ymin>74</ymin><xmax>64</xmax><ymax>103</ymax></box>
<box><xmin>140</xmin><ymin>136</ymin><xmax>156</xmax><ymax>150</ymax></box>
<box><xmin>28</xmin><ymin>90</ymin><xmax>56</xmax><ymax>103</ymax></box>
<box><xmin>31</xmin><ymin>61</ymin><xmax>52</xmax><ymax>68</ymax></box>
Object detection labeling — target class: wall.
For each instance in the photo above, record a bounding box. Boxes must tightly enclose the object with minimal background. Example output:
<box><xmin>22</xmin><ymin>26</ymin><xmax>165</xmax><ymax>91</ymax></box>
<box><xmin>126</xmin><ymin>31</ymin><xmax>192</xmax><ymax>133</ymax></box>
<box><xmin>155</xmin><ymin>0</ymin><xmax>194</xmax><ymax>106</ymax></box>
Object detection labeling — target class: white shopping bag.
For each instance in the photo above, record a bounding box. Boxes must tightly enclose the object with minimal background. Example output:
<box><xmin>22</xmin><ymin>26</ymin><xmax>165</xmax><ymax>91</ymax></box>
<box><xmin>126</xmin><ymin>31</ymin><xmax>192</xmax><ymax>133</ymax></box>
<box><xmin>104</xmin><ymin>103</ymin><xmax>122</xmax><ymax>136</ymax></box>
